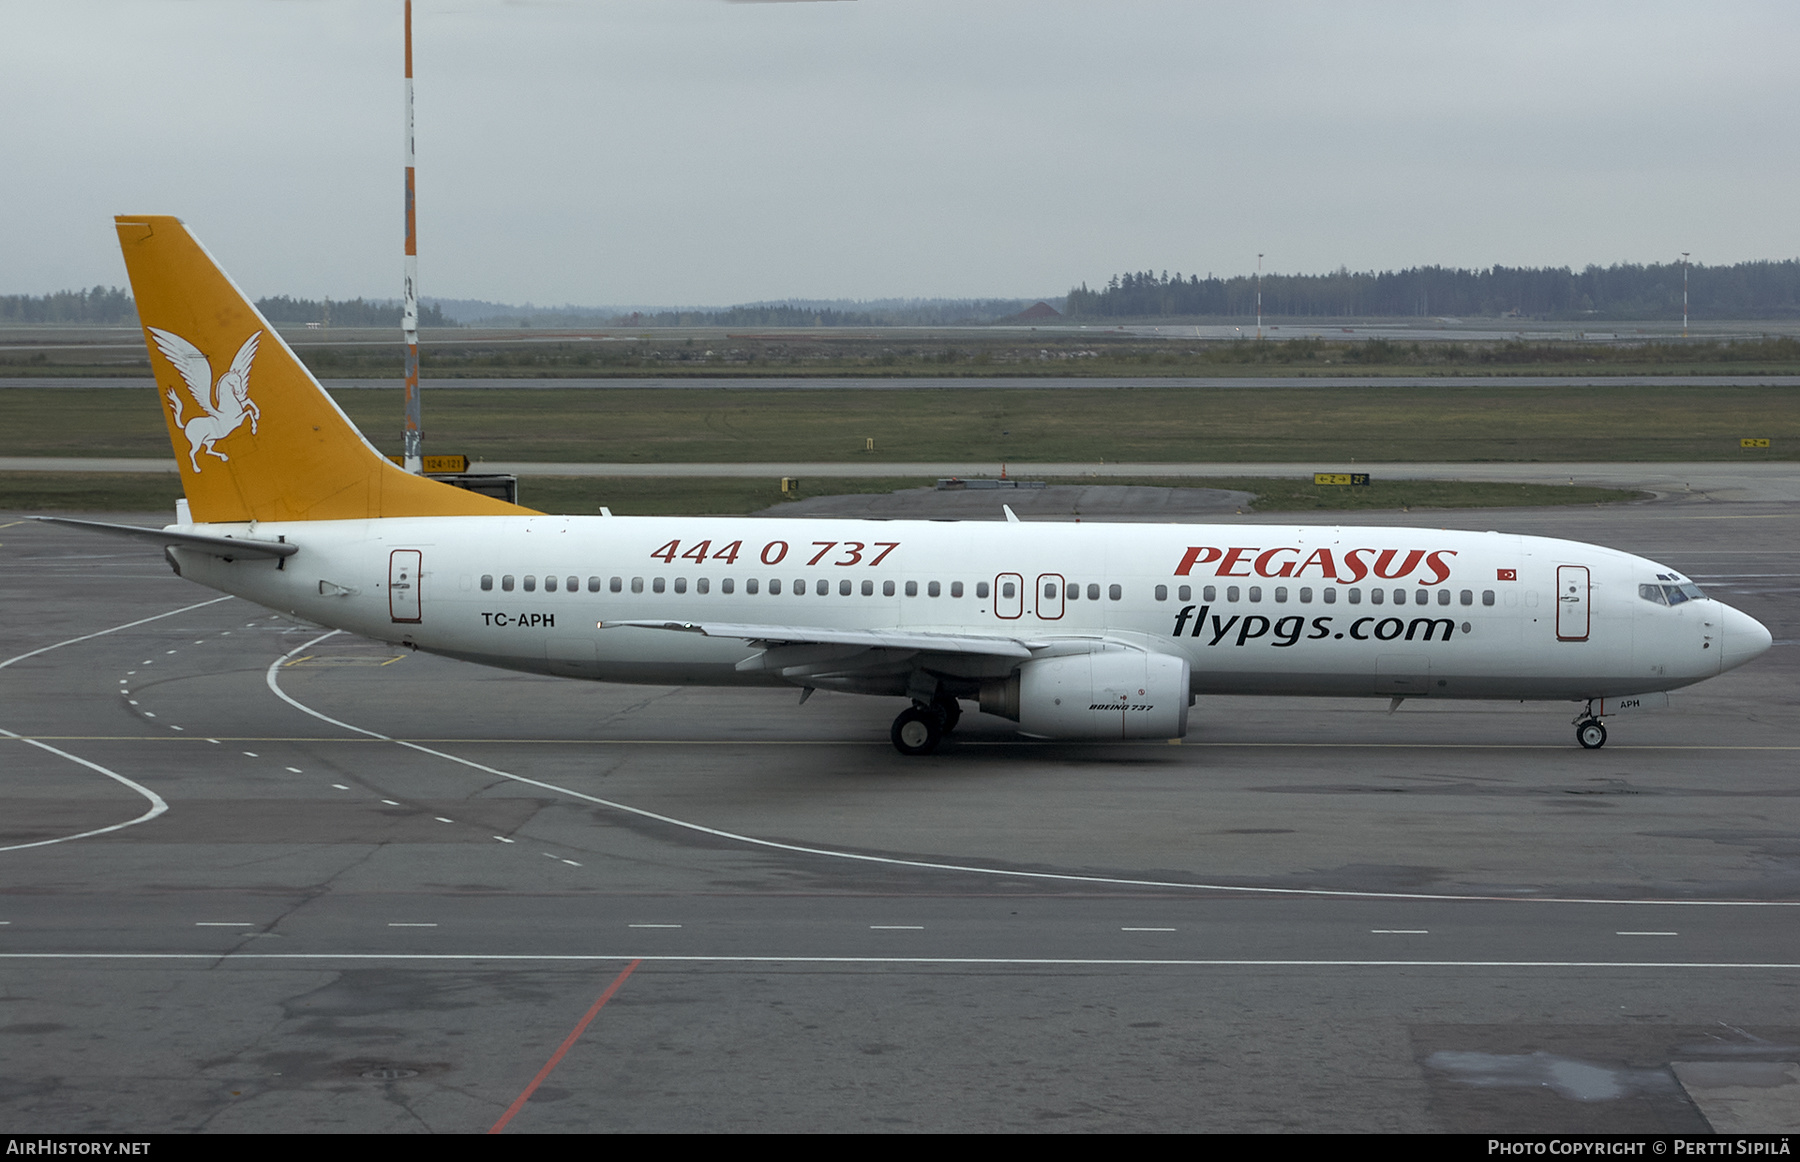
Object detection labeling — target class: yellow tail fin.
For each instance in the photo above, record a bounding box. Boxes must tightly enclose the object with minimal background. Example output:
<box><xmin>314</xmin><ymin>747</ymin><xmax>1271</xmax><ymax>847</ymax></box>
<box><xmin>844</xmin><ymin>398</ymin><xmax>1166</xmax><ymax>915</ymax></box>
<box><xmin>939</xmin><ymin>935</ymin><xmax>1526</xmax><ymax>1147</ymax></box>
<box><xmin>116</xmin><ymin>215</ymin><xmax>536</xmax><ymax>522</ymax></box>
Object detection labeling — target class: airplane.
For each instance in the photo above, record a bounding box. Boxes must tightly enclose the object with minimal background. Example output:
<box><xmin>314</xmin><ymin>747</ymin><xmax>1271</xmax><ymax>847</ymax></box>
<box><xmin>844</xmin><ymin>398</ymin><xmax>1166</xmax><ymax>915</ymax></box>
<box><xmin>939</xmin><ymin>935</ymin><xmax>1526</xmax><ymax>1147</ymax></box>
<box><xmin>40</xmin><ymin>215</ymin><xmax>1774</xmax><ymax>755</ymax></box>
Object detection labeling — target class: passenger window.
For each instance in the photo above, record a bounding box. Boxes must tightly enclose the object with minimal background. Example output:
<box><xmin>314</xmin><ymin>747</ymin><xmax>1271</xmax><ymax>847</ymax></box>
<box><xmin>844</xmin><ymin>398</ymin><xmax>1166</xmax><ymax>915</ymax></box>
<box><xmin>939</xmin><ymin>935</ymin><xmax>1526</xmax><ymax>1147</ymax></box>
<box><xmin>839</xmin><ymin>579</ymin><xmax>852</xmax><ymax>596</ymax></box>
<box><xmin>1066</xmin><ymin>583</ymin><xmax>1079</xmax><ymax>601</ymax></box>
<box><xmin>1108</xmin><ymin>584</ymin><xmax>1122</xmax><ymax>601</ymax></box>
<box><xmin>1437</xmin><ymin>589</ymin><xmax>1450</xmax><ymax>606</ymax></box>
<box><xmin>795</xmin><ymin>579</ymin><xmax>807</xmax><ymax>596</ymax></box>
<box><xmin>697</xmin><ymin>578</ymin><xmax>709</xmax><ymax>594</ymax></box>
<box><xmin>722</xmin><ymin>578</ymin><xmax>735</xmax><ymax>594</ymax></box>
<box><xmin>1226</xmin><ymin>586</ymin><xmax>1240</xmax><ymax>602</ymax></box>
<box><xmin>501</xmin><ymin>574</ymin><xmax>515</xmax><ymax>592</ymax></box>
<box><xmin>975</xmin><ymin>581</ymin><xmax>989</xmax><ymax>599</ymax></box>
<box><xmin>652</xmin><ymin>578</ymin><xmax>665</xmax><ymax>594</ymax></box>
<box><xmin>1348</xmin><ymin>588</ymin><xmax>1361</xmax><ymax>604</ymax></box>
<box><xmin>631</xmin><ymin>577</ymin><xmax>644</xmax><ymax>593</ymax></box>
<box><xmin>1275</xmin><ymin>586</ymin><xmax>1288</xmax><ymax>603</ymax></box>
<box><xmin>769</xmin><ymin>579</ymin><xmax>781</xmax><ymax>595</ymax></box>
<box><xmin>1001</xmin><ymin>581</ymin><xmax>1015</xmax><ymax>598</ymax></box>
<box><xmin>748</xmin><ymin>578</ymin><xmax>760</xmax><ymax>594</ymax></box>
<box><xmin>1154</xmin><ymin>584</ymin><xmax>1168</xmax><ymax>601</ymax></box>
<box><xmin>1178</xmin><ymin>585</ymin><xmax>1191</xmax><ymax>601</ymax></box>
<box><xmin>1323</xmin><ymin>587</ymin><xmax>1336</xmax><ymax>604</ymax></box>
<box><xmin>1045</xmin><ymin>582</ymin><xmax>1057</xmax><ymax>599</ymax></box>
<box><xmin>480</xmin><ymin>574</ymin><xmax>493</xmax><ymax>591</ymax></box>
<box><xmin>861</xmin><ymin>580</ymin><xmax>874</xmax><ymax>596</ymax></box>
<box><xmin>951</xmin><ymin>581</ymin><xmax>964</xmax><ymax>598</ymax></box>
<box><xmin>1203</xmin><ymin>585</ymin><xmax>1216</xmax><ymax>602</ymax></box>
<box><xmin>545</xmin><ymin>575</ymin><xmax>558</xmax><ymax>592</ymax></box>
<box><xmin>928</xmin><ymin>581</ymin><xmax>941</xmax><ymax>597</ymax></box>
<box><xmin>673</xmin><ymin>578</ymin><xmax>687</xmax><ymax>594</ymax></box>
<box><xmin>905</xmin><ymin>581</ymin><xmax>918</xmax><ymax>597</ymax></box>
<box><xmin>1408</xmin><ymin>589</ymin><xmax>1423</xmax><ymax>606</ymax></box>
<box><xmin>1248</xmin><ymin>586</ymin><xmax>1262</xmax><ymax>602</ymax></box>
<box><xmin>883</xmin><ymin>580</ymin><xmax>895</xmax><ymax>597</ymax></box>
<box><xmin>609</xmin><ymin>576</ymin><xmax>622</xmax><ymax>593</ymax></box>
<box><xmin>1299</xmin><ymin>587</ymin><xmax>1312</xmax><ymax>603</ymax></box>
<box><xmin>1370</xmin><ymin>588</ymin><xmax>1383</xmax><ymax>605</ymax></box>
<box><xmin>523</xmin><ymin>575</ymin><xmax>537</xmax><ymax>592</ymax></box>
<box><xmin>587</xmin><ymin>576</ymin><xmax>601</xmax><ymax>593</ymax></box>
<box><xmin>816</xmin><ymin>579</ymin><xmax>828</xmax><ymax>596</ymax></box>
<box><xmin>567</xmin><ymin>576</ymin><xmax>578</xmax><ymax>593</ymax></box>
<box><xmin>1460</xmin><ymin>589</ymin><xmax>1473</xmax><ymax>606</ymax></box>
<box><xmin>1087</xmin><ymin>584</ymin><xmax>1100</xmax><ymax>601</ymax></box>
<box><xmin>1482</xmin><ymin>590</ymin><xmax>1496</xmax><ymax>606</ymax></box>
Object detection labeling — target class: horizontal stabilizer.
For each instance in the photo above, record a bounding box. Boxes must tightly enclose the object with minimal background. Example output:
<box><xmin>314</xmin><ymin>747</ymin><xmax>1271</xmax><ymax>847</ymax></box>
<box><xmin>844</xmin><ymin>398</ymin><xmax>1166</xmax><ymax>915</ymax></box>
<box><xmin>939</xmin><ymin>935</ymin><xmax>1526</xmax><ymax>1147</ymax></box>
<box><xmin>32</xmin><ymin>516</ymin><xmax>298</xmax><ymax>560</ymax></box>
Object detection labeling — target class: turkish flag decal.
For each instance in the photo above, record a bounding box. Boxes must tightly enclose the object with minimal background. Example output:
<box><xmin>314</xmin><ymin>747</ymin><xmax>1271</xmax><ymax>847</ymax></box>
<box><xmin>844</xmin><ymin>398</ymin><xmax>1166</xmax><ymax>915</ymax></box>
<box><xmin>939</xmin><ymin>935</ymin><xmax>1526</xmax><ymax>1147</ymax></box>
<box><xmin>1496</xmin><ymin>568</ymin><xmax>1517</xmax><ymax>581</ymax></box>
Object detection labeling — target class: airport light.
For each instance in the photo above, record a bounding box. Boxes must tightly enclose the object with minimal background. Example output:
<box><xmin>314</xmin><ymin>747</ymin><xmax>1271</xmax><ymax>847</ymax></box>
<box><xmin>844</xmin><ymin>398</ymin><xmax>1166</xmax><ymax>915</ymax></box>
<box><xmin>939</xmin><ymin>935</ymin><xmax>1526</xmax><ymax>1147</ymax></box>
<box><xmin>1681</xmin><ymin>252</ymin><xmax>1690</xmax><ymax>338</ymax></box>
<box><xmin>402</xmin><ymin>0</ymin><xmax>422</xmax><ymax>473</ymax></box>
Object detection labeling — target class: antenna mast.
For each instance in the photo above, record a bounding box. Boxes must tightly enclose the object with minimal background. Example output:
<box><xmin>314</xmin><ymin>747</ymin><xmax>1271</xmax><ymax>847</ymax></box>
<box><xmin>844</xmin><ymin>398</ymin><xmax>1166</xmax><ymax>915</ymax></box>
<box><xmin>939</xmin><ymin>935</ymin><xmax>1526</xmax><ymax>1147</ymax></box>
<box><xmin>401</xmin><ymin>0</ymin><xmax>422</xmax><ymax>473</ymax></box>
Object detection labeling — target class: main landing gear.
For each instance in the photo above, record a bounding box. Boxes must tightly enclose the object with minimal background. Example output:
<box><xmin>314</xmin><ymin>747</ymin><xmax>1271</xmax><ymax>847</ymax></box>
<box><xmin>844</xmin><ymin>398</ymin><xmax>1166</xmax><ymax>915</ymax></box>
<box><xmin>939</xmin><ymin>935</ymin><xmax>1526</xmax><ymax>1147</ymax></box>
<box><xmin>1573</xmin><ymin>701</ymin><xmax>1608</xmax><ymax>749</ymax></box>
<box><xmin>890</xmin><ymin>697</ymin><xmax>960</xmax><ymax>756</ymax></box>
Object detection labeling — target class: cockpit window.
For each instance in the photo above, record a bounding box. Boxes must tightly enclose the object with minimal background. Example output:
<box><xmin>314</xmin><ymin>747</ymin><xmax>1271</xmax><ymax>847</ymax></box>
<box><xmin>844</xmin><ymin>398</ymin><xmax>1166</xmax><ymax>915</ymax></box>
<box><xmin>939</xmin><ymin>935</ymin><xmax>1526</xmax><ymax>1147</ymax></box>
<box><xmin>1641</xmin><ymin>581</ymin><xmax>1705</xmax><ymax>605</ymax></box>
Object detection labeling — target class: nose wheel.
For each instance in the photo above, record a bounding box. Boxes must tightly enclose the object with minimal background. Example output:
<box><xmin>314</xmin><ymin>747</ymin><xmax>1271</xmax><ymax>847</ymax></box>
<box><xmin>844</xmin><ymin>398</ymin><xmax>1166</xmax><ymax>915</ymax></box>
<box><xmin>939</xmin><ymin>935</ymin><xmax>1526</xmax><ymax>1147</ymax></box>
<box><xmin>1569</xmin><ymin>708</ymin><xmax>1612</xmax><ymax>755</ymax></box>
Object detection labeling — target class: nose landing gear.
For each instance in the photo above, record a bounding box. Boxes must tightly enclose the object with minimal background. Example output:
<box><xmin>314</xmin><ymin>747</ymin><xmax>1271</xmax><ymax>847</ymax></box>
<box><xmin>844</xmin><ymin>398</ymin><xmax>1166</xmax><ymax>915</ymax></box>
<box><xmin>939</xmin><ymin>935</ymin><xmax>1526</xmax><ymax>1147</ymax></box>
<box><xmin>1573</xmin><ymin>701</ymin><xmax>1608</xmax><ymax>749</ymax></box>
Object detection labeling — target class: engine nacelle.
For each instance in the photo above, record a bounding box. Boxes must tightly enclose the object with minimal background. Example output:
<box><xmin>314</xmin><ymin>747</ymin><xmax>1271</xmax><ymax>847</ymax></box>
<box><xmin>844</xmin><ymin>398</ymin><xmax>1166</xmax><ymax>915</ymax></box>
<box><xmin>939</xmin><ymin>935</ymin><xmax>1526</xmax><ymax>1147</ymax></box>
<box><xmin>981</xmin><ymin>650</ymin><xmax>1191</xmax><ymax>740</ymax></box>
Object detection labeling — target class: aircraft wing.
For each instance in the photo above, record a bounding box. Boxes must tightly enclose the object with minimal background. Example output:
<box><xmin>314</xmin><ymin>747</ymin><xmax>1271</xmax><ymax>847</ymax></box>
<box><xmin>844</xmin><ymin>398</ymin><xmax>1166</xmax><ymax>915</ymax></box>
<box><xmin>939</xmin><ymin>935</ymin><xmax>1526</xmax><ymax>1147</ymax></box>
<box><xmin>599</xmin><ymin>619</ymin><xmax>1041</xmax><ymax>658</ymax></box>
<box><xmin>31</xmin><ymin>516</ymin><xmax>298</xmax><ymax>560</ymax></box>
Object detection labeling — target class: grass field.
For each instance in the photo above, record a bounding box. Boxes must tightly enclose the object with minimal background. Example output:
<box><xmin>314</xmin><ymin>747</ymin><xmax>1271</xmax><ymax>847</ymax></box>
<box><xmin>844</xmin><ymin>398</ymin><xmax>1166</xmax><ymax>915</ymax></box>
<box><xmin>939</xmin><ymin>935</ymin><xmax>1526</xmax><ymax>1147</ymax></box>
<box><xmin>0</xmin><ymin>471</ymin><xmax>1642</xmax><ymax>518</ymax></box>
<box><xmin>1</xmin><ymin>383</ymin><xmax>1791</xmax><ymax>463</ymax></box>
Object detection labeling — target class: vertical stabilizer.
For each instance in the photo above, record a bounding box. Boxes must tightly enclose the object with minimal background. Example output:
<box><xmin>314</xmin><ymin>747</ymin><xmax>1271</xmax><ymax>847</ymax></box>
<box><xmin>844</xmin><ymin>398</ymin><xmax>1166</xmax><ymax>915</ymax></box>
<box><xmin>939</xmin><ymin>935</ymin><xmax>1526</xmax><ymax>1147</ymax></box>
<box><xmin>115</xmin><ymin>215</ymin><xmax>534</xmax><ymax>523</ymax></box>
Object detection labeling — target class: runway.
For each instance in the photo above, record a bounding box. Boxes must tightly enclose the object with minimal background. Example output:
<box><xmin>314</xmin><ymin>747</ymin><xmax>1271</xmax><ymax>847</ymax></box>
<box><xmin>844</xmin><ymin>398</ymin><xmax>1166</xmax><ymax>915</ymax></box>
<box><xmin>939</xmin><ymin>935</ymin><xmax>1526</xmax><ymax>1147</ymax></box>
<box><xmin>1</xmin><ymin>500</ymin><xmax>1797</xmax><ymax>1132</ymax></box>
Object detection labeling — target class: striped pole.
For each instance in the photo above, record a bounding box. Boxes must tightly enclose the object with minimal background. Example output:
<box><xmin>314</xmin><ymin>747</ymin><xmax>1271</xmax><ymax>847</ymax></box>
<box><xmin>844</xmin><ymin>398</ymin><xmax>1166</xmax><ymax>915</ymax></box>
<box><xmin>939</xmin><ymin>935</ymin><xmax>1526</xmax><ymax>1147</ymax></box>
<box><xmin>402</xmin><ymin>0</ymin><xmax>422</xmax><ymax>473</ymax></box>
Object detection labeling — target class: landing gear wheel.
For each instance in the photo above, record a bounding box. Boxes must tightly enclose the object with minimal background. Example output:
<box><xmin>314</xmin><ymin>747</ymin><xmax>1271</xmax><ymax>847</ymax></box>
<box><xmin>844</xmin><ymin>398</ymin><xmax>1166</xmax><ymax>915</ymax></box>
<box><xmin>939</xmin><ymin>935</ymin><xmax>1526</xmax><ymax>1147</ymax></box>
<box><xmin>1576</xmin><ymin>720</ymin><xmax>1608</xmax><ymax>750</ymax></box>
<box><xmin>932</xmin><ymin>697</ymin><xmax>962</xmax><ymax>735</ymax></box>
<box><xmin>891</xmin><ymin>706</ymin><xmax>943</xmax><ymax>756</ymax></box>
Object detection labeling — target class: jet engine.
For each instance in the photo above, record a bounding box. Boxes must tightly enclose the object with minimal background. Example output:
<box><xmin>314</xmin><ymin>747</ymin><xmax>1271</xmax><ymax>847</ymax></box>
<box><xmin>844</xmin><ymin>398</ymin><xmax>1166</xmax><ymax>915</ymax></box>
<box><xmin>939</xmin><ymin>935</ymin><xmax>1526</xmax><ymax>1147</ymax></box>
<box><xmin>980</xmin><ymin>650</ymin><xmax>1191</xmax><ymax>740</ymax></box>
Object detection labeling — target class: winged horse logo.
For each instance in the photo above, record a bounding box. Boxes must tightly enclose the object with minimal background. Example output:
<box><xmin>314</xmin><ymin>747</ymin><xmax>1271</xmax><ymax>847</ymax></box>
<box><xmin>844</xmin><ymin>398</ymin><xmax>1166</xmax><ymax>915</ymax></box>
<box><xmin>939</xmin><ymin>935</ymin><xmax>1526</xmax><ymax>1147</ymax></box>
<box><xmin>148</xmin><ymin>328</ymin><xmax>261</xmax><ymax>472</ymax></box>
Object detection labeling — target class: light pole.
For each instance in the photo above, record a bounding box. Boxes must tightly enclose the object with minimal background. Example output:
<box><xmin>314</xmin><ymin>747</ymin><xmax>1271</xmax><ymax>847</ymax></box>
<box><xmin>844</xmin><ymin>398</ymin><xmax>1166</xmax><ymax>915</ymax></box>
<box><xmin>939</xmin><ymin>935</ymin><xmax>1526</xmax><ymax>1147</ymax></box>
<box><xmin>1256</xmin><ymin>253</ymin><xmax>1264</xmax><ymax>340</ymax></box>
<box><xmin>1681</xmin><ymin>252</ymin><xmax>1690</xmax><ymax>338</ymax></box>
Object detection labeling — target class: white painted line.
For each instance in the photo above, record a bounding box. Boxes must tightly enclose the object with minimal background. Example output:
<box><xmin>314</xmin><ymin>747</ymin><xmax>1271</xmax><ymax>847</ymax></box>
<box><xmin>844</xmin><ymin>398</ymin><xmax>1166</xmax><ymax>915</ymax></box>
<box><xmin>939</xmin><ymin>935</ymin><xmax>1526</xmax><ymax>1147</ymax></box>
<box><xmin>168</xmin><ymin>725</ymin><xmax>183</xmax><ymax>731</ymax></box>
<box><xmin>870</xmin><ymin>925</ymin><xmax>924</xmax><ymax>930</ymax></box>
<box><xmin>165</xmin><ymin>651</ymin><xmax>175</xmax><ymax>655</ymax></box>
<box><xmin>127</xmin><ymin>700</ymin><xmax>137</xmax><ymax>705</ymax></box>
<box><xmin>242</xmin><ymin>751</ymin><xmax>258</xmax><ymax>757</ymax></box>
<box><xmin>629</xmin><ymin>924</ymin><xmax>681</xmax><ymax>929</ymax></box>
<box><xmin>331</xmin><ymin>784</ymin><xmax>350</xmax><ymax>790</ymax></box>
<box><xmin>561</xmin><ymin>860</ymin><xmax>581</xmax><ymax>866</ymax></box>
<box><xmin>1372</xmin><ymin>930</ymin><xmax>1431</xmax><ymax>934</ymax></box>
<box><xmin>10</xmin><ymin>953</ymin><xmax>1800</xmax><ymax>970</ymax></box>
<box><xmin>206</xmin><ymin>738</ymin><xmax>219</xmax><ymax>745</ymax></box>
<box><xmin>434</xmin><ymin>817</ymin><xmax>454</xmax><ymax>823</ymax></box>
<box><xmin>142</xmin><ymin>712</ymin><xmax>155</xmax><ymax>718</ymax></box>
<box><xmin>382</xmin><ymin>800</ymin><xmax>400</xmax><ymax>806</ymax></box>
<box><xmin>1618</xmin><ymin>931</ymin><xmax>1679</xmax><ymax>936</ymax></box>
<box><xmin>494</xmin><ymin>836</ymin><xmax>514</xmax><ymax>843</ymax></box>
<box><xmin>261</xmin><ymin>630</ymin><xmax>1800</xmax><ymax>911</ymax></box>
<box><xmin>285</xmin><ymin>767</ymin><xmax>302</xmax><ymax>773</ymax></box>
<box><xmin>388</xmin><ymin>923</ymin><xmax>438</xmax><ymax>928</ymax></box>
<box><xmin>195</xmin><ymin>922</ymin><xmax>254</xmax><ymax>927</ymax></box>
<box><xmin>1122</xmin><ymin>927</ymin><xmax>1177</xmax><ymax>932</ymax></box>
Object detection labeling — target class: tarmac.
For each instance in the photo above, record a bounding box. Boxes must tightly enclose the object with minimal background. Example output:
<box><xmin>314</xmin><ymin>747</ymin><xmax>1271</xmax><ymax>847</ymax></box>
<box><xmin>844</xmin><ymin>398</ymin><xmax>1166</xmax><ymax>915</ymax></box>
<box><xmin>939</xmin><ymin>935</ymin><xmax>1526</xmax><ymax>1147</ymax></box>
<box><xmin>1</xmin><ymin>492</ymin><xmax>1797</xmax><ymax>1132</ymax></box>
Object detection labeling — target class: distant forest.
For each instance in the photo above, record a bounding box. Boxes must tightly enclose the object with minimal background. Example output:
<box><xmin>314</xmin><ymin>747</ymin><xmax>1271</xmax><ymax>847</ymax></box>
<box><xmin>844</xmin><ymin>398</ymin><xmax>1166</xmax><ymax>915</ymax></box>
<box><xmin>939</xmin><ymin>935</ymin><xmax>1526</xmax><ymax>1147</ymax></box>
<box><xmin>0</xmin><ymin>289</ymin><xmax>449</xmax><ymax>327</ymax></box>
<box><xmin>1066</xmin><ymin>260</ymin><xmax>1800</xmax><ymax>320</ymax></box>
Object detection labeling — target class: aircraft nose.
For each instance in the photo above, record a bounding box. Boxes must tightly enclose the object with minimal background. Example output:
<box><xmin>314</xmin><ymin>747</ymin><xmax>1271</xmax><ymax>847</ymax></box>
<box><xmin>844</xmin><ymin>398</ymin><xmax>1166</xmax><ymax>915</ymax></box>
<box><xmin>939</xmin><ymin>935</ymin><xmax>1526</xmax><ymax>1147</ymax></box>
<box><xmin>1718</xmin><ymin>603</ymin><xmax>1774</xmax><ymax>673</ymax></box>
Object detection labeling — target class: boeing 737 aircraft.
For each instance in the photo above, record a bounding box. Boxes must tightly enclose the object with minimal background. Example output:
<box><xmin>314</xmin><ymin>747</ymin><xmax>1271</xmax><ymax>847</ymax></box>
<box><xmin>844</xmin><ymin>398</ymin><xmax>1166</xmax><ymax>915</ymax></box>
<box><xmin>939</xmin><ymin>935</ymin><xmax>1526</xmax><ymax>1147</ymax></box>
<box><xmin>43</xmin><ymin>216</ymin><xmax>1774</xmax><ymax>754</ymax></box>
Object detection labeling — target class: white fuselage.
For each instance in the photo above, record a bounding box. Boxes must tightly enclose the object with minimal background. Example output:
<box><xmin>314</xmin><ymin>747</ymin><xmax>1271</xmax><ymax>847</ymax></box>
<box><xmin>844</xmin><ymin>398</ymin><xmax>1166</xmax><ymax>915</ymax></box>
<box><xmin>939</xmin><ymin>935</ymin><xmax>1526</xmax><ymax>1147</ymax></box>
<box><xmin>166</xmin><ymin>514</ymin><xmax>1771</xmax><ymax>708</ymax></box>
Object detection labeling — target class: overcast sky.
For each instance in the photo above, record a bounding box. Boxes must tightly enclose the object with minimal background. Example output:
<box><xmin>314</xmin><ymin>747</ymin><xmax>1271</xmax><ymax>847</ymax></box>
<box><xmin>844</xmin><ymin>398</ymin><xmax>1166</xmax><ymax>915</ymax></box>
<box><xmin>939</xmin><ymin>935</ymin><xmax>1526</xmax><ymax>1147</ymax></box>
<box><xmin>4</xmin><ymin>1</ymin><xmax>1796</xmax><ymax>306</ymax></box>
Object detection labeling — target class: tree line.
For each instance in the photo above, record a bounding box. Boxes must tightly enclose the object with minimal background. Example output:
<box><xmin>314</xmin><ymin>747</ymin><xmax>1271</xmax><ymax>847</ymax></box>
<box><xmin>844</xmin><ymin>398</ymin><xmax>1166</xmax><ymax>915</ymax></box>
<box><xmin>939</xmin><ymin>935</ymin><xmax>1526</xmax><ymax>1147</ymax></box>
<box><xmin>0</xmin><ymin>288</ymin><xmax>451</xmax><ymax>327</ymax></box>
<box><xmin>1066</xmin><ymin>260</ymin><xmax>1800</xmax><ymax>320</ymax></box>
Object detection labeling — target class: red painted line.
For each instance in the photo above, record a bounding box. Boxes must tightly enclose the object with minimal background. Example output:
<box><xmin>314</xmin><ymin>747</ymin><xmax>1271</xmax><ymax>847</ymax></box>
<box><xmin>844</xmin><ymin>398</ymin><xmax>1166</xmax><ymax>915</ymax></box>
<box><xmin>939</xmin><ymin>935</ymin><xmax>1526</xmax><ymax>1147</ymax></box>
<box><xmin>488</xmin><ymin>958</ymin><xmax>641</xmax><ymax>1134</ymax></box>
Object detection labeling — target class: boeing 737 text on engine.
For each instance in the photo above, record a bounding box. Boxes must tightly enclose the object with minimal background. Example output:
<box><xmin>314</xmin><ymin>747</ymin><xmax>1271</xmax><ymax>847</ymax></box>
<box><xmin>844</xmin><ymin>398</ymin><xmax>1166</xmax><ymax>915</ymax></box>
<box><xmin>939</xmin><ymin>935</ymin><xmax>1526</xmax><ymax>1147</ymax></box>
<box><xmin>40</xmin><ymin>216</ymin><xmax>1774</xmax><ymax>755</ymax></box>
